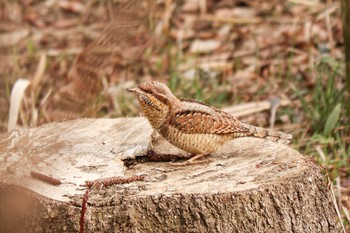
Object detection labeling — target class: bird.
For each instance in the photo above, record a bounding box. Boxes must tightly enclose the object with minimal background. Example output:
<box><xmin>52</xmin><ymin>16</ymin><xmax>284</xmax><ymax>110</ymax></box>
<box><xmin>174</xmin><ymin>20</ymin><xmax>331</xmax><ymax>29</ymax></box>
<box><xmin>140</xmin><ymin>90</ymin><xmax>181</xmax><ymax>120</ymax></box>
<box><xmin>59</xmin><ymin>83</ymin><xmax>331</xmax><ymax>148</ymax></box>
<box><xmin>128</xmin><ymin>81</ymin><xmax>292</xmax><ymax>165</ymax></box>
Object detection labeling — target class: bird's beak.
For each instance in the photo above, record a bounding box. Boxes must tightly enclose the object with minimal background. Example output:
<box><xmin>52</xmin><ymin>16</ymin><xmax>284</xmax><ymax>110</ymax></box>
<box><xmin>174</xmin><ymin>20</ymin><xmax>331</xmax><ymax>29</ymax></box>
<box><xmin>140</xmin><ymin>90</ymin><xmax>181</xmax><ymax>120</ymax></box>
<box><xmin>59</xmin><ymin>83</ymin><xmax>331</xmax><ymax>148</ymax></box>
<box><xmin>127</xmin><ymin>87</ymin><xmax>140</xmax><ymax>93</ymax></box>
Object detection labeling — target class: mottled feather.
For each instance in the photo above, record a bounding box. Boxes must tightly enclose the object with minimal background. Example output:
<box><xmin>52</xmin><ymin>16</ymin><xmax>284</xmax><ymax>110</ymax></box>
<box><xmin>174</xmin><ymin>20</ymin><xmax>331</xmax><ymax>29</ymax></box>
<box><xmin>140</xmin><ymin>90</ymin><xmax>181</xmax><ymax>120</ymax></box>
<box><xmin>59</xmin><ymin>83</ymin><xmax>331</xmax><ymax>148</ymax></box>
<box><xmin>129</xmin><ymin>81</ymin><xmax>293</xmax><ymax>157</ymax></box>
<box><xmin>168</xmin><ymin>101</ymin><xmax>244</xmax><ymax>134</ymax></box>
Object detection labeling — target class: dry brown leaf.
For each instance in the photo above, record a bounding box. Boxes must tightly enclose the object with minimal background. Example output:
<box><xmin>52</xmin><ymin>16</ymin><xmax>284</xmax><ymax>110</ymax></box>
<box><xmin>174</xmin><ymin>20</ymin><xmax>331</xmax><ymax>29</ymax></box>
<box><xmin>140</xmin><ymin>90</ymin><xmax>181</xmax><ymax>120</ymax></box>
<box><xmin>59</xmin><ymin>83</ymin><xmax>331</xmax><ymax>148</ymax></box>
<box><xmin>189</xmin><ymin>39</ymin><xmax>220</xmax><ymax>53</ymax></box>
<box><xmin>0</xmin><ymin>29</ymin><xmax>30</xmax><ymax>48</ymax></box>
<box><xmin>43</xmin><ymin>0</ymin><xmax>157</xmax><ymax>121</ymax></box>
<box><xmin>31</xmin><ymin>53</ymin><xmax>47</xmax><ymax>91</ymax></box>
<box><xmin>182</xmin><ymin>0</ymin><xmax>201</xmax><ymax>13</ymax></box>
<box><xmin>231</xmin><ymin>68</ymin><xmax>256</xmax><ymax>82</ymax></box>
<box><xmin>199</xmin><ymin>14</ymin><xmax>261</xmax><ymax>24</ymax></box>
<box><xmin>58</xmin><ymin>0</ymin><xmax>85</xmax><ymax>13</ymax></box>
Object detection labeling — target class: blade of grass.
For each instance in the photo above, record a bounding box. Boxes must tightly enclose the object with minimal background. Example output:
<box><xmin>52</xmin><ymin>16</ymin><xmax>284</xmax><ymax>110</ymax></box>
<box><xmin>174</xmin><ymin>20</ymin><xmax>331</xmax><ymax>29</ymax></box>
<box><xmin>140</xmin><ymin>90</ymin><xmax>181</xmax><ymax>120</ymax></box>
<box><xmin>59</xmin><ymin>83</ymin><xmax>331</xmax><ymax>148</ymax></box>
<box><xmin>8</xmin><ymin>79</ymin><xmax>30</xmax><ymax>131</ymax></box>
<box><xmin>324</xmin><ymin>103</ymin><xmax>341</xmax><ymax>136</ymax></box>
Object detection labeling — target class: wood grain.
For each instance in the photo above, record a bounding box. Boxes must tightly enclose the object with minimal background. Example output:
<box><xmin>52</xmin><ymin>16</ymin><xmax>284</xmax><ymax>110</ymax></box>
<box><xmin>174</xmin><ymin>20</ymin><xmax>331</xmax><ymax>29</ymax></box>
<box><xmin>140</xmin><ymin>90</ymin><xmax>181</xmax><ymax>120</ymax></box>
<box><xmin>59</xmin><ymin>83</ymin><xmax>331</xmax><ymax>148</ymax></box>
<box><xmin>0</xmin><ymin>118</ymin><xmax>340</xmax><ymax>232</ymax></box>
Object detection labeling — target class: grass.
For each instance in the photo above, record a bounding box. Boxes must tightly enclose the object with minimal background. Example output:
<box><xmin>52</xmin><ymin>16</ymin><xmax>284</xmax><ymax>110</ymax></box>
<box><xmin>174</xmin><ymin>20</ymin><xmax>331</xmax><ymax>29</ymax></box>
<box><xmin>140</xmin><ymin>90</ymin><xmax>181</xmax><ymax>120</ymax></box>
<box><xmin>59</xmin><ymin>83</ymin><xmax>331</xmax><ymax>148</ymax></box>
<box><xmin>294</xmin><ymin>56</ymin><xmax>349</xmax><ymax>175</ymax></box>
<box><xmin>291</xmin><ymin>55</ymin><xmax>349</xmax><ymax>228</ymax></box>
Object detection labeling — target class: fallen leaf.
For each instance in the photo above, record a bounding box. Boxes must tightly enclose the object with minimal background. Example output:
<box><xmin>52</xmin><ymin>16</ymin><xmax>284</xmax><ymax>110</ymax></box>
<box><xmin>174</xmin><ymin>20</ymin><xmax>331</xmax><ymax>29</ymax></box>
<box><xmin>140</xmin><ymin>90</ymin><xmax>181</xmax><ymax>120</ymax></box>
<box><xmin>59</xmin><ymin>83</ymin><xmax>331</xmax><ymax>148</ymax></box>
<box><xmin>0</xmin><ymin>29</ymin><xmax>30</xmax><ymax>48</ymax></box>
<box><xmin>189</xmin><ymin>39</ymin><xmax>220</xmax><ymax>53</ymax></box>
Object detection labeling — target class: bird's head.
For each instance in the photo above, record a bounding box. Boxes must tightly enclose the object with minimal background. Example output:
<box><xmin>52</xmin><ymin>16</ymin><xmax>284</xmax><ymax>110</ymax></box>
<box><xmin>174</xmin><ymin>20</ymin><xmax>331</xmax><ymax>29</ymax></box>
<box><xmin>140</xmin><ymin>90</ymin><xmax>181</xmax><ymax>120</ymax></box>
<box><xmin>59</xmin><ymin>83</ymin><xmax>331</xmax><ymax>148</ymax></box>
<box><xmin>128</xmin><ymin>81</ymin><xmax>179</xmax><ymax>107</ymax></box>
<box><xmin>128</xmin><ymin>81</ymin><xmax>179</xmax><ymax>129</ymax></box>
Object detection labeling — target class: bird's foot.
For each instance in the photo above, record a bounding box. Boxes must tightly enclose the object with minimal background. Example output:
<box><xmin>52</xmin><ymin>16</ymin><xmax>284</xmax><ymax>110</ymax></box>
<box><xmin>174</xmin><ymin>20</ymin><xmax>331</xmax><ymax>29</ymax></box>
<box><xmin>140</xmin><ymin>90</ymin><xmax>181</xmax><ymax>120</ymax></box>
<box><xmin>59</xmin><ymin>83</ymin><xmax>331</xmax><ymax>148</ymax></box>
<box><xmin>170</xmin><ymin>154</ymin><xmax>209</xmax><ymax>166</ymax></box>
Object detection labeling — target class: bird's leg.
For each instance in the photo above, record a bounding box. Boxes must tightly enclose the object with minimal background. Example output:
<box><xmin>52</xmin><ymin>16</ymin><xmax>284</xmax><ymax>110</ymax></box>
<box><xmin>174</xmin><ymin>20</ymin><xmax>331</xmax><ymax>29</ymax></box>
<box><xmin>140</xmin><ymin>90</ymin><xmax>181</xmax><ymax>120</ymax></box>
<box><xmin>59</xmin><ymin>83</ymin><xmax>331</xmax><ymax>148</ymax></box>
<box><xmin>171</xmin><ymin>153</ymin><xmax>209</xmax><ymax>166</ymax></box>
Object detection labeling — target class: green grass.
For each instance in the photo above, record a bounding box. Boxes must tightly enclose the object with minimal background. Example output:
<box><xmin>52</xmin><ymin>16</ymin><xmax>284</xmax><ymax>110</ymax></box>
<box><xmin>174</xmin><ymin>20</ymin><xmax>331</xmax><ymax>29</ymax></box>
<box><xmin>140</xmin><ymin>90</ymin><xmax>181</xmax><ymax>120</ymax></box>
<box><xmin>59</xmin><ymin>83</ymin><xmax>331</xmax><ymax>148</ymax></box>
<box><xmin>294</xmin><ymin>56</ymin><xmax>349</xmax><ymax>178</ymax></box>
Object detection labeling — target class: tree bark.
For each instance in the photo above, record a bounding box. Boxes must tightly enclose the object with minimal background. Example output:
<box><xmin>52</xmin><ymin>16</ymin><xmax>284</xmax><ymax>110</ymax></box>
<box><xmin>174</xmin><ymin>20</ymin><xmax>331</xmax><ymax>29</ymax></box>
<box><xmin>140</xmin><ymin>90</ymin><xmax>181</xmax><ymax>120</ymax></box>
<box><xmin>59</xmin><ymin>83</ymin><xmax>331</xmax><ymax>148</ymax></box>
<box><xmin>0</xmin><ymin>118</ymin><xmax>340</xmax><ymax>232</ymax></box>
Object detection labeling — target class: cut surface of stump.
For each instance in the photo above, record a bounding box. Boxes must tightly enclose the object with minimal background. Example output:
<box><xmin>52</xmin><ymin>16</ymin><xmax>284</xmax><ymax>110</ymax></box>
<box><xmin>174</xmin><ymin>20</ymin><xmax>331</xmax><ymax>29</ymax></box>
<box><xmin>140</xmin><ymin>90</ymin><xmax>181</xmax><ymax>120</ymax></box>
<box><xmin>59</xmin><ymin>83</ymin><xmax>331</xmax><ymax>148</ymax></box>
<box><xmin>0</xmin><ymin>118</ymin><xmax>340</xmax><ymax>232</ymax></box>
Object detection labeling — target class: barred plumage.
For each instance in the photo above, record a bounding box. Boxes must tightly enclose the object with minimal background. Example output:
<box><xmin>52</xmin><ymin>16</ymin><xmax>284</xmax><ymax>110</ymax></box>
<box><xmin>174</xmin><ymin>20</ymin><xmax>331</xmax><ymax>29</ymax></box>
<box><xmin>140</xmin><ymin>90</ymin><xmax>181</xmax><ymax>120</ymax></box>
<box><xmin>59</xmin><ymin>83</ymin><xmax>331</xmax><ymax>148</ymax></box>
<box><xmin>128</xmin><ymin>81</ymin><xmax>293</xmax><ymax>165</ymax></box>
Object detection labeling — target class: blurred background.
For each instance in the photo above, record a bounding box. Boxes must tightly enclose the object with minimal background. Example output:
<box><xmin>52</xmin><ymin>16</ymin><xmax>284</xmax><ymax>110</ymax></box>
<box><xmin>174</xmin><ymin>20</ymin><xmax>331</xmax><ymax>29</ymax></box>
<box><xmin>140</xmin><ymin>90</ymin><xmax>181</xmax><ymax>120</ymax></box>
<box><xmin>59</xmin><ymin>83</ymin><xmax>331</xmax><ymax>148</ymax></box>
<box><xmin>0</xmin><ymin>0</ymin><xmax>349</xmax><ymax>227</ymax></box>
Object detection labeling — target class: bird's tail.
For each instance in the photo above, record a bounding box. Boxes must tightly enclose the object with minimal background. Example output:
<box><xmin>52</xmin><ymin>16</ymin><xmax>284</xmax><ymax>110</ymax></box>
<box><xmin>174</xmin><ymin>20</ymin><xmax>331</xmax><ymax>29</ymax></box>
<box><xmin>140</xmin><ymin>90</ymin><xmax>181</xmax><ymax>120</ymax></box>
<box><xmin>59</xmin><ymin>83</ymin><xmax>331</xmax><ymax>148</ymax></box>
<box><xmin>240</xmin><ymin>123</ymin><xmax>293</xmax><ymax>144</ymax></box>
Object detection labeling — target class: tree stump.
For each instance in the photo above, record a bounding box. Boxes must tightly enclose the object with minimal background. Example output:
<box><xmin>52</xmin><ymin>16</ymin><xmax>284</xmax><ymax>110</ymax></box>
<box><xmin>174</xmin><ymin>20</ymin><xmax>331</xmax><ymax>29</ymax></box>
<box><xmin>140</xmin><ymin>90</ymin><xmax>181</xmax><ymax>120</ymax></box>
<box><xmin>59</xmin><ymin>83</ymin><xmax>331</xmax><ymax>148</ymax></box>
<box><xmin>0</xmin><ymin>118</ymin><xmax>340</xmax><ymax>232</ymax></box>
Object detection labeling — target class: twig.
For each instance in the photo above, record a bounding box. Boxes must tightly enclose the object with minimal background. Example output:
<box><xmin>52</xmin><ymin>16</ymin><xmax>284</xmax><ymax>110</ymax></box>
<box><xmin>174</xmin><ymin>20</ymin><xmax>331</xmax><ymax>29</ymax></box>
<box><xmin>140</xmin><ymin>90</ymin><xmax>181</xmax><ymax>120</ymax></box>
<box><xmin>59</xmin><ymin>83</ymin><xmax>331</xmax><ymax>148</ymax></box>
<box><xmin>288</xmin><ymin>0</ymin><xmax>320</xmax><ymax>7</ymax></box>
<box><xmin>30</xmin><ymin>171</ymin><xmax>62</xmax><ymax>186</ymax></box>
<box><xmin>315</xmin><ymin>145</ymin><xmax>326</xmax><ymax>163</ymax></box>
<box><xmin>232</xmin><ymin>40</ymin><xmax>285</xmax><ymax>58</ymax></box>
<box><xmin>336</xmin><ymin>177</ymin><xmax>342</xmax><ymax>215</ymax></box>
<box><xmin>198</xmin><ymin>14</ymin><xmax>261</xmax><ymax>24</ymax></box>
<box><xmin>80</xmin><ymin>189</ymin><xmax>89</xmax><ymax>233</ymax></box>
<box><xmin>31</xmin><ymin>53</ymin><xmax>47</xmax><ymax>91</ymax></box>
<box><xmin>223</xmin><ymin>99</ymin><xmax>291</xmax><ymax>118</ymax></box>
<box><xmin>324</xmin><ymin>8</ymin><xmax>335</xmax><ymax>54</ymax></box>
<box><xmin>269</xmin><ymin>97</ymin><xmax>281</xmax><ymax>129</ymax></box>
<box><xmin>297</xmin><ymin>123</ymin><xmax>310</xmax><ymax>149</ymax></box>
<box><xmin>342</xmin><ymin>205</ymin><xmax>350</xmax><ymax>224</ymax></box>
<box><xmin>328</xmin><ymin>176</ymin><xmax>346</xmax><ymax>233</ymax></box>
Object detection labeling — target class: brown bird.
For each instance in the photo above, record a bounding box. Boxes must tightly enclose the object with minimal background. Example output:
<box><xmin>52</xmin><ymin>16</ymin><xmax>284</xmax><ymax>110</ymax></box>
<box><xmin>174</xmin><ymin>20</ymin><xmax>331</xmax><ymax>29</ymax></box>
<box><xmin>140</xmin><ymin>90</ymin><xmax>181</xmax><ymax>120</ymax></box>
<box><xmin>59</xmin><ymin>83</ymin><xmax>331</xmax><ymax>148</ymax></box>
<box><xmin>128</xmin><ymin>81</ymin><xmax>292</xmax><ymax>165</ymax></box>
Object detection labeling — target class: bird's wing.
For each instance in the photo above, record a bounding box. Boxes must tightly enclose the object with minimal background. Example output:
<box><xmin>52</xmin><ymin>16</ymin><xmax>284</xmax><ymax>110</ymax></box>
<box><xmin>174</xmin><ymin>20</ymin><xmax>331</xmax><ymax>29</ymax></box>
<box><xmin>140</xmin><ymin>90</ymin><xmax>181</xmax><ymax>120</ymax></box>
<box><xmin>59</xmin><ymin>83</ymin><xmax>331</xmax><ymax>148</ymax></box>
<box><xmin>168</xmin><ymin>99</ymin><xmax>245</xmax><ymax>134</ymax></box>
